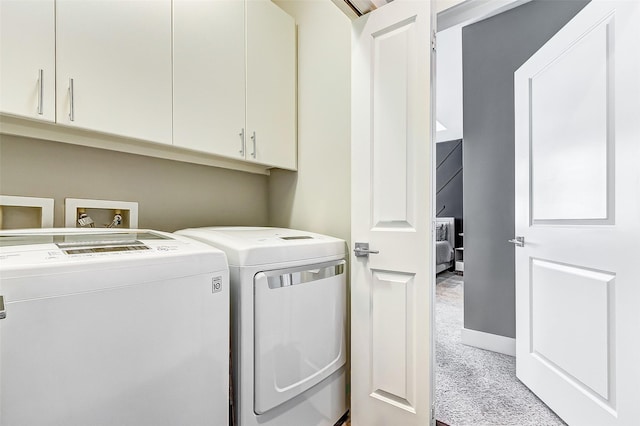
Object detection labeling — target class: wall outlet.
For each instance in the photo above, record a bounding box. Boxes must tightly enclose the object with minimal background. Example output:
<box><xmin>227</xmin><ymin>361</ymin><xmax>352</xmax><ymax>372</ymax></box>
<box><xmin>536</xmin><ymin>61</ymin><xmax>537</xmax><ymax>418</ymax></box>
<box><xmin>65</xmin><ymin>198</ymin><xmax>138</xmax><ymax>229</ymax></box>
<box><xmin>0</xmin><ymin>195</ymin><xmax>54</xmax><ymax>230</ymax></box>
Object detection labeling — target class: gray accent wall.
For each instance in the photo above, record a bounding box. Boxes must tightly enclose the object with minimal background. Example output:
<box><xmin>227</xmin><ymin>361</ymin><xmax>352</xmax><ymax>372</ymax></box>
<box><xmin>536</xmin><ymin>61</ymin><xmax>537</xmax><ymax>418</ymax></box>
<box><xmin>462</xmin><ymin>0</ymin><xmax>590</xmax><ymax>338</ymax></box>
<box><xmin>436</xmin><ymin>139</ymin><xmax>463</xmax><ymax>248</ymax></box>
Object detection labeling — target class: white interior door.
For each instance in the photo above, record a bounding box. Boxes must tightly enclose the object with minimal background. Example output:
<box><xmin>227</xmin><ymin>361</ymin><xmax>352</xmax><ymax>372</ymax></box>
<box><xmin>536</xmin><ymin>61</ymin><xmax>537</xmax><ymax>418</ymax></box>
<box><xmin>351</xmin><ymin>1</ymin><xmax>433</xmax><ymax>425</ymax></box>
<box><xmin>514</xmin><ymin>1</ymin><xmax>640</xmax><ymax>424</ymax></box>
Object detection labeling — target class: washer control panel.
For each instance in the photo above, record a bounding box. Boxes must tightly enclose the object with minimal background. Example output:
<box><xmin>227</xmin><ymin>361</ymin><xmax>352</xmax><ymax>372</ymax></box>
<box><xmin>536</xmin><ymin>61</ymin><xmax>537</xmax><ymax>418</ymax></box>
<box><xmin>0</xmin><ymin>231</ymin><xmax>190</xmax><ymax>265</ymax></box>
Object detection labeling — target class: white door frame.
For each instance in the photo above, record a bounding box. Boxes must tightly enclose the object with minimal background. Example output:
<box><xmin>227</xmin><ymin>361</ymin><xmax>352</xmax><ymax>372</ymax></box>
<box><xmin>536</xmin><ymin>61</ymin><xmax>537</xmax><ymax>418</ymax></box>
<box><xmin>436</xmin><ymin>0</ymin><xmax>531</xmax><ymax>31</ymax></box>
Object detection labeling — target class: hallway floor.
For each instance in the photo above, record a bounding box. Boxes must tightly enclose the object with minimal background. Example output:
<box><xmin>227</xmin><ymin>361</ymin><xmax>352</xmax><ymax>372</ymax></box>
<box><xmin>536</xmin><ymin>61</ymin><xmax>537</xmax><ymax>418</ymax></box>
<box><xmin>435</xmin><ymin>272</ymin><xmax>565</xmax><ymax>426</ymax></box>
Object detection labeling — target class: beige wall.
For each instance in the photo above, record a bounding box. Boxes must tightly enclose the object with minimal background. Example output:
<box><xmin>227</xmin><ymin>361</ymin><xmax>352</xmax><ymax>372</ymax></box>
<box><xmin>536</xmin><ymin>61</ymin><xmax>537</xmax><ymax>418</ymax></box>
<box><xmin>269</xmin><ymin>0</ymin><xmax>351</xmax><ymax>244</ymax></box>
<box><xmin>0</xmin><ymin>134</ymin><xmax>269</xmax><ymax>231</ymax></box>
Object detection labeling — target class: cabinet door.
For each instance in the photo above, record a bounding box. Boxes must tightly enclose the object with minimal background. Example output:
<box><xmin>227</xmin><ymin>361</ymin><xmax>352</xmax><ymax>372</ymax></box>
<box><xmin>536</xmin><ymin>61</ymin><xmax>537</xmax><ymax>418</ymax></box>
<box><xmin>56</xmin><ymin>0</ymin><xmax>172</xmax><ymax>144</ymax></box>
<box><xmin>0</xmin><ymin>0</ymin><xmax>55</xmax><ymax>121</ymax></box>
<box><xmin>173</xmin><ymin>0</ymin><xmax>245</xmax><ymax>158</ymax></box>
<box><xmin>246</xmin><ymin>0</ymin><xmax>296</xmax><ymax>170</ymax></box>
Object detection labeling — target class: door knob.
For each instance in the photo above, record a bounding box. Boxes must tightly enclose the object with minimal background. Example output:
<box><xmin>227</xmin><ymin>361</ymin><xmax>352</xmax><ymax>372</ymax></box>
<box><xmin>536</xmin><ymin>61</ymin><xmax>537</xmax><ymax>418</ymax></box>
<box><xmin>354</xmin><ymin>242</ymin><xmax>379</xmax><ymax>257</ymax></box>
<box><xmin>508</xmin><ymin>236</ymin><xmax>525</xmax><ymax>247</ymax></box>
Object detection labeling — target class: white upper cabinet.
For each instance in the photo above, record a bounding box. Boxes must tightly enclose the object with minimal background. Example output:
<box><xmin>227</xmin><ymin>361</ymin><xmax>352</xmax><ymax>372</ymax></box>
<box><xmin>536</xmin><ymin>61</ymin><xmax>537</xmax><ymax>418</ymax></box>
<box><xmin>246</xmin><ymin>0</ymin><xmax>296</xmax><ymax>170</ymax></box>
<box><xmin>174</xmin><ymin>0</ymin><xmax>297</xmax><ymax>170</ymax></box>
<box><xmin>1</xmin><ymin>0</ymin><xmax>294</xmax><ymax>171</ymax></box>
<box><xmin>55</xmin><ymin>0</ymin><xmax>172</xmax><ymax>144</ymax></box>
<box><xmin>173</xmin><ymin>0</ymin><xmax>246</xmax><ymax>159</ymax></box>
<box><xmin>0</xmin><ymin>0</ymin><xmax>55</xmax><ymax>122</ymax></box>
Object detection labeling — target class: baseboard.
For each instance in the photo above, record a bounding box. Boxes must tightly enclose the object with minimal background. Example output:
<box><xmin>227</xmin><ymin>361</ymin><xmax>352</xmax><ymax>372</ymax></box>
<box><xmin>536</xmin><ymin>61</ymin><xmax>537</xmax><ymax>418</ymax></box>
<box><xmin>461</xmin><ymin>328</ymin><xmax>516</xmax><ymax>356</ymax></box>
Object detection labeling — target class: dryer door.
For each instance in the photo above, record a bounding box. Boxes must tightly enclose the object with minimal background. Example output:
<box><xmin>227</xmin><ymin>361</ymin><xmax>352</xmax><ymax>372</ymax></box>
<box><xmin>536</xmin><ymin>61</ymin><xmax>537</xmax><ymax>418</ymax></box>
<box><xmin>253</xmin><ymin>260</ymin><xmax>346</xmax><ymax>414</ymax></box>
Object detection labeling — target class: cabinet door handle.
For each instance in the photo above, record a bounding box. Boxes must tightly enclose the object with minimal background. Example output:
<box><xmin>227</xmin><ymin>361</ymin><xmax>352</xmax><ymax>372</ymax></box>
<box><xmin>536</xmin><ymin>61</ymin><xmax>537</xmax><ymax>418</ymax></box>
<box><xmin>68</xmin><ymin>78</ymin><xmax>75</xmax><ymax>121</ymax></box>
<box><xmin>37</xmin><ymin>69</ymin><xmax>44</xmax><ymax>115</ymax></box>
<box><xmin>239</xmin><ymin>128</ymin><xmax>245</xmax><ymax>156</ymax></box>
<box><xmin>251</xmin><ymin>131</ymin><xmax>256</xmax><ymax>159</ymax></box>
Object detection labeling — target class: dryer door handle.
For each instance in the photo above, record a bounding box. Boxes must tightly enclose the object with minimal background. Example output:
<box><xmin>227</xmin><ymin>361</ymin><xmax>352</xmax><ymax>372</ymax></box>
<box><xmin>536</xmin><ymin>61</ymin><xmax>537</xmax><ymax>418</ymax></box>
<box><xmin>264</xmin><ymin>262</ymin><xmax>345</xmax><ymax>289</ymax></box>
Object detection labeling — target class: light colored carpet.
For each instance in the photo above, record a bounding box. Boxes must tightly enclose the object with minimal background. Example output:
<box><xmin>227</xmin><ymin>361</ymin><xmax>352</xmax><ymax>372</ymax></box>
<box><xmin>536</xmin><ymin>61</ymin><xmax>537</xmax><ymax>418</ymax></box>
<box><xmin>435</xmin><ymin>272</ymin><xmax>566</xmax><ymax>426</ymax></box>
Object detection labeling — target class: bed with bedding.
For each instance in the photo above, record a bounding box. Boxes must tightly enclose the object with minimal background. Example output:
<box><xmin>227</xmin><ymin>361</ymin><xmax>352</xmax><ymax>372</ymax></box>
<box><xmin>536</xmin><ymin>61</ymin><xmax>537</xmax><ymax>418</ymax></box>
<box><xmin>435</xmin><ymin>217</ymin><xmax>455</xmax><ymax>274</ymax></box>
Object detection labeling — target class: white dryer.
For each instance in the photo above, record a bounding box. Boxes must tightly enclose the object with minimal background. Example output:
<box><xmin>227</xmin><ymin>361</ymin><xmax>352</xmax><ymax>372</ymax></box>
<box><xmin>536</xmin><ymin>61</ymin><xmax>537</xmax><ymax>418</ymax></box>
<box><xmin>175</xmin><ymin>227</ymin><xmax>347</xmax><ymax>426</ymax></box>
<box><xmin>0</xmin><ymin>228</ymin><xmax>229</xmax><ymax>426</ymax></box>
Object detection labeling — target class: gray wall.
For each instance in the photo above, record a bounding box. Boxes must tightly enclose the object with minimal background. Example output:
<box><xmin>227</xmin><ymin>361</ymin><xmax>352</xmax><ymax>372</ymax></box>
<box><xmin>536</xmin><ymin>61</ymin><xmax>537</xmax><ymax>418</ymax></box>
<box><xmin>462</xmin><ymin>0</ymin><xmax>589</xmax><ymax>338</ymax></box>
<box><xmin>0</xmin><ymin>135</ymin><xmax>269</xmax><ymax>231</ymax></box>
<box><xmin>436</xmin><ymin>139</ymin><xmax>463</xmax><ymax>248</ymax></box>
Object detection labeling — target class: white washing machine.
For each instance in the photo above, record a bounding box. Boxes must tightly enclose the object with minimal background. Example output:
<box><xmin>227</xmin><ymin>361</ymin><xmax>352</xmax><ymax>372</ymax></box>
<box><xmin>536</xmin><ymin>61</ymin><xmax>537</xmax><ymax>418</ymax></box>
<box><xmin>0</xmin><ymin>228</ymin><xmax>229</xmax><ymax>426</ymax></box>
<box><xmin>175</xmin><ymin>227</ymin><xmax>347</xmax><ymax>426</ymax></box>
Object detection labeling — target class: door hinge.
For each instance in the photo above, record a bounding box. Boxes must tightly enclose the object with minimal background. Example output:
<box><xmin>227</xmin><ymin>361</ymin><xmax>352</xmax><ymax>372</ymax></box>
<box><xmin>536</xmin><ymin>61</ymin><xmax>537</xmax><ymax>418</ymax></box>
<box><xmin>431</xmin><ymin>30</ymin><xmax>437</xmax><ymax>52</ymax></box>
<box><xmin>0</xmin><ymin>295</ymin><xmax>6</xmax><ymax>320</ymax></box>
<box><xmin>431</xmin><ymin>402</ymin><xmax>435</xmax><ymax>421</ymax></box>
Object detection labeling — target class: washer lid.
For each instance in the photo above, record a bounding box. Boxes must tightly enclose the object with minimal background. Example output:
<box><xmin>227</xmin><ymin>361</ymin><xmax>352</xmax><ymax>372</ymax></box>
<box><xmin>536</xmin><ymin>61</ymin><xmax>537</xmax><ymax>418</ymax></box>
<box><xmin>175</xmin><ymin>227</ymin><xmax>345</xmax><ymax>267</ymax></box>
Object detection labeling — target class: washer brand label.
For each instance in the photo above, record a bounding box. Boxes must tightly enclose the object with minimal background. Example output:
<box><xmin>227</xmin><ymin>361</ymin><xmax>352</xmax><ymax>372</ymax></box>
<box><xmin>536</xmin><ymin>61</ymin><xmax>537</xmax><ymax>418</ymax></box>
<box><xmin>212</xmin><ymin>276</ymin><xmax>223</xmax><ymax>294</ymax></box>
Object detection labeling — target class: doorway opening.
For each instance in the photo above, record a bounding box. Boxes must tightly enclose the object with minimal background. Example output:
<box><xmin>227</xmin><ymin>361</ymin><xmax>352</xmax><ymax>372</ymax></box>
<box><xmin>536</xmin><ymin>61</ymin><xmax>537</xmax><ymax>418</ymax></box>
<box><xmin>432</xmin><ymin>0</ymin><xmax>591</xmax><ymax>424</ymax></box>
